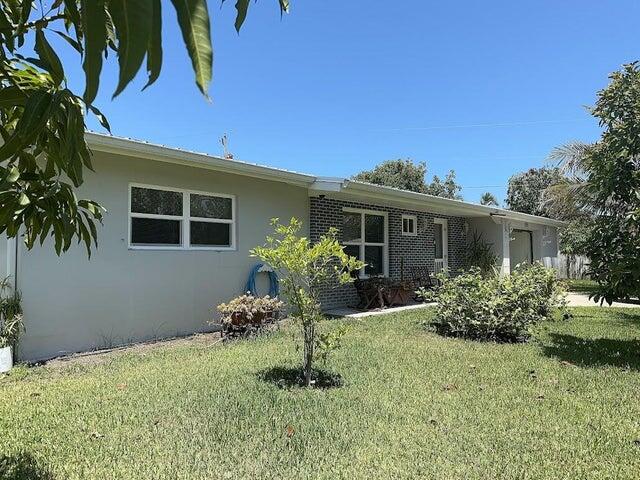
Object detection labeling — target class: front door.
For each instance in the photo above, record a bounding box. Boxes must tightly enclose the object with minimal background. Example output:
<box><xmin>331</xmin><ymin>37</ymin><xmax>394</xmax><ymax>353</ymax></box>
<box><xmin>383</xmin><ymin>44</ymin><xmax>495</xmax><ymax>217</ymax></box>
<box><xmin>434</xmin><ymin>218</ymin><xmax>448</xmax><ymax>273</ymax></box>
<box><xmin>510</xmin><ymin>229</ymin><xmax>532</xmax><ymax>271</ymax></box>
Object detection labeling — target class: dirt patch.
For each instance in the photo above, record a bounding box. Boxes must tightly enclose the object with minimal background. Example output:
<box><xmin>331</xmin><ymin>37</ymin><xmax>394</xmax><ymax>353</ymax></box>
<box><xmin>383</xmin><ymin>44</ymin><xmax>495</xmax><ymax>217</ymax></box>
<box><xmin>42</xmin><ymin>331</ymin><xmax>223</xmax><ymax>369</ymax></box>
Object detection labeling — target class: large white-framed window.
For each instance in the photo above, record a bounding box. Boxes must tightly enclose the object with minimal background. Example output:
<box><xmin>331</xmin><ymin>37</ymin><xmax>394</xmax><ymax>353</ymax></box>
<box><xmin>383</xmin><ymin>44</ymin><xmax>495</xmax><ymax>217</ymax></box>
<box><xmin>402</xmin><ymin>214</ymin><xmax>417</xmax><ymax>236</ymax></box>
<box><xmin>342</xmin><ymin>207</ymin><xmax>388</xmax><ymax>277</ymax></box>
<box><xmin>128</xmin><ymin>183</ymin><xmax>236</xmax><ymax>251</ymax></box>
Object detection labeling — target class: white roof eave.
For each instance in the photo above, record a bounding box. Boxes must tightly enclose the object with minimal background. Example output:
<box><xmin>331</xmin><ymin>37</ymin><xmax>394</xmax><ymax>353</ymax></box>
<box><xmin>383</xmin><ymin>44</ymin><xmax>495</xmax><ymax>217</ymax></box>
<box><xmin>86</xmin><ymin>132</ymin><xmax>317</xmax><ymax>187</ymax></box>
<box><xmin>310</xmin><ymin>178</ymin><xmax>566</xmax><ymax>227</ymax></box>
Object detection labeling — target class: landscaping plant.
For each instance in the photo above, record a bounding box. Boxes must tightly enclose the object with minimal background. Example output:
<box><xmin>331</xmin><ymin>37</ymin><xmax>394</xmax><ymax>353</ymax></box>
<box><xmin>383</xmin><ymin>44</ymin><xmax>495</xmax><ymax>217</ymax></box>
<box><xmin>251</xmin><ymin>218</ymin><xmax>364</xmax><ymax>386</ymax></box>
<box><xmin>464</xmin><ymin>231</ymin><xmax>499</xmax><ymax>276</ymax></box>
<box><xmin>0</xmin><ymin>277</ymin><xmax>24</xmax><ymax>363</ymax></box>
<box><xmin>216</xmin><ymin>293</ymin><xmax>284</xmax><ymax>338</ymax></box>
<box><xmin>430</xmin><ymin>263</ymin><xmax>567</xmax><ymax>342</ymax></box>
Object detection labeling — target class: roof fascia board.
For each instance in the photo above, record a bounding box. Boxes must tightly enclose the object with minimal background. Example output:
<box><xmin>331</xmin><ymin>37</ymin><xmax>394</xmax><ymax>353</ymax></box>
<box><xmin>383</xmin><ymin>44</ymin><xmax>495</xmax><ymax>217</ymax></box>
<box><xmin>311</xmin><ymin>178</ymin><xmax>565</xmax><ymax>227</ymax></box>
<box><xmin>86</xmin><ymin>133</ymin><xmax>317</xmax><ymax>187</ymax></box>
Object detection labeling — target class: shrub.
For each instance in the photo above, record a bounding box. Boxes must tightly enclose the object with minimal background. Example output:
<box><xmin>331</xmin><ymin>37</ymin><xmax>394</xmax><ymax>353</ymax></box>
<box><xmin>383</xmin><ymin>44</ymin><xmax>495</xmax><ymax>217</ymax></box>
<box><xmin>217</xmin><ymin>293</ymin><xmax>284</xmax><ymax>326</ymax></box>
<box><xmin>430</xmin><ymin>263</ymin><xmax>567</xmax><ymax>342</ymax></box>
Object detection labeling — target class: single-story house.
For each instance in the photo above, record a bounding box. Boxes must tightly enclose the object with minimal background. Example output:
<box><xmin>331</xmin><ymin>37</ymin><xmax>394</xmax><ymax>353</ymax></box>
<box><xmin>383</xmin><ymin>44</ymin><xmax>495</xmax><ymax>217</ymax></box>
<box><xmin>0</xmin><ymin>133</ymin><xmax>564</xmax><ymax>361</ymax></box>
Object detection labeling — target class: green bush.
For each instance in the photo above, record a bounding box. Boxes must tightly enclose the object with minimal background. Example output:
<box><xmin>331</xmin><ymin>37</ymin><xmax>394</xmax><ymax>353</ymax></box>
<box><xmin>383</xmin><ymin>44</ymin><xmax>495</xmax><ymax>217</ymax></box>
<box><xmin>430</xmin><ymin>263</ymin><xmax>567</xmax><ymax>342</ymax></box>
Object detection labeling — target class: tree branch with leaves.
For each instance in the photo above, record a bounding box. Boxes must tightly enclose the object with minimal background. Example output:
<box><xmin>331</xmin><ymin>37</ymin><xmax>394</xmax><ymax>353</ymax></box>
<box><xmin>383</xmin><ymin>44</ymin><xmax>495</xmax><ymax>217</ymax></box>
<box><xmin>0</xmin><ymin>0</ymin><xmax>289</xmax><ymax>256</ymax></box>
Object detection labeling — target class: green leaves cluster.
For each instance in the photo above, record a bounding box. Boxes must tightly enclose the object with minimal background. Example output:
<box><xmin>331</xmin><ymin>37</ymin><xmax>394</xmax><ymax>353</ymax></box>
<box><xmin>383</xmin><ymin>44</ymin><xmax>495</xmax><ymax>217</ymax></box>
<box><xmin>0</xmin><ymin>0</ymin><xmax>289</xmax><ymax>257</ymax></box>
<box><xmin>505</xmin><ymin>167</ymin><xmax>565</xmax><ymax>218</ymax></box>
<box><xmin>430</xmin><ymin>263</ymin><xmax>568</xmax><ymax>343</ymax></box>
<box><xmin>251</xmin><ymin>217</ymin><xmax>363</xmax><ymax>386</ymax></box>
<box><xmin>575</xmin><ymin>63</ymin><xmax>640</xmax><ymax>304</ymax></box>
<box><xmin>352</xmin><ymin>159</ymin><xmax>463</xmax><ymax>199</ymax></box>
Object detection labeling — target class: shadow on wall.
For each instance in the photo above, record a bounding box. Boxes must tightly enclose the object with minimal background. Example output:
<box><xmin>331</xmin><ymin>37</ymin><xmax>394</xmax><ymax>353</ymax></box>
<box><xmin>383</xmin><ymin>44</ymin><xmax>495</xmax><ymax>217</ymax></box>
<box><xmin>0</xmin><ymin>453</ymin><xmax>55</xmax><ymax>480</ymax></box>
<box><xmin>541</xmin><ymin>333</ymin><xmax>640</xmax><ymax>371</ymax></box>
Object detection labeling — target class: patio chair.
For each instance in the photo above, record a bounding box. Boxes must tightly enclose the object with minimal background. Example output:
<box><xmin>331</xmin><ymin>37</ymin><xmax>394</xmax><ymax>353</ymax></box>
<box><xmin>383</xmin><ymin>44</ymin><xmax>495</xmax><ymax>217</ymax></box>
<box><xmin>410</xmin><ymin>266</ymin><xmax>439</xmax><ymax>291</ymax></box>
<box><xmin>354</xmin><ymin>278</ymin><xmax>387</xmax><ymax>310</ymax></box>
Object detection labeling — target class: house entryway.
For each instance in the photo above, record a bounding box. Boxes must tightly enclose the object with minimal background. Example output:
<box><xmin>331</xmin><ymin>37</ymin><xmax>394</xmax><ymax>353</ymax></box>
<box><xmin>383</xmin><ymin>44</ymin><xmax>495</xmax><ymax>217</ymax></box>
<box><xmin>434</xmin><ymin>218</ymin><xmax>448</xmax><ymax>274</ymax></box>
<box><xmin>510</xmin><ymin>229</ymin><xmax>532</xmax><ymax>271</ymax></box>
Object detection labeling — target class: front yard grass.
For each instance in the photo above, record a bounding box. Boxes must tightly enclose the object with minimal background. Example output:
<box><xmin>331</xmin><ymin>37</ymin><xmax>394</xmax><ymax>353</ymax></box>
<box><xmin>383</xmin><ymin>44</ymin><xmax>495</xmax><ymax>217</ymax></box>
<box><xmin>565</xmin><ymin>278</ymin><xmax>599</xmax><ymax>295</ymax></box>
<box><xmin>1</xmin><ymin>307</ymin><xmax>640</xmax><ymax>479</ymax></box>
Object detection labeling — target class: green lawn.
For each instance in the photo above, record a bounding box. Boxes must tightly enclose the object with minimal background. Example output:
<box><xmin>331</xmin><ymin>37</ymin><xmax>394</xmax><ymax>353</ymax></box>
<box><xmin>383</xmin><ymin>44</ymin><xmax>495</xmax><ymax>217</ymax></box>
<box><xmin>565</xmin><ymin>278</ymin><xmax>599</xmax><ymax>295</ymax></box>
<box><xmin>1</xmin><ymin>308</ymin><xmax>640</xmax><ymax>479</ymax></box>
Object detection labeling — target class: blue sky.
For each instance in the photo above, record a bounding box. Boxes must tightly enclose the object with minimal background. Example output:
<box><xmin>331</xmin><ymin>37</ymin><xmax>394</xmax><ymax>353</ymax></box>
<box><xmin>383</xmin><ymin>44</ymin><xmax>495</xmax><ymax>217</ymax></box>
<box><xmin>59</xmin><ymin>0</ymin><xmax>639</xmax><ymax>204</ymax></box>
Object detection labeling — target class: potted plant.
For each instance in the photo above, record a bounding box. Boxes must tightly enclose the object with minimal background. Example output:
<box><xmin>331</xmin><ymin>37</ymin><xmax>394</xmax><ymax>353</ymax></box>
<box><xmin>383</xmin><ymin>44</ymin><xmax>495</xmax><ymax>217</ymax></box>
<box><xmin>0</xmin><ymin>314</ymin><xmax>24</xmax><ymax>373</ymax></box>
<box><xmin>216</xmin><ymin>293</ymin><xmax>284</xmax><ymax>338</ymax></box>
<box><xmin>0</xmin><ymin>278</ymin><xmax>23</xmax><ymax>373</ymax></box>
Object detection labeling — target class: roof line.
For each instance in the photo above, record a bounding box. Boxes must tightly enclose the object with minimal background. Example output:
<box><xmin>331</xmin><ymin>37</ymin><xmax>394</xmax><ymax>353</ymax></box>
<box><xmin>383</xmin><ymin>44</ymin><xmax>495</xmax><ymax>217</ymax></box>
<box><xmin>85</xmin><ymin>132</ymin><xmax>317</xmax><ymax>187</ymax></box>
<box><xmin>86</xmin><ymin>132</ymin><xmax>565</xmax><ymax>227</ymax></box>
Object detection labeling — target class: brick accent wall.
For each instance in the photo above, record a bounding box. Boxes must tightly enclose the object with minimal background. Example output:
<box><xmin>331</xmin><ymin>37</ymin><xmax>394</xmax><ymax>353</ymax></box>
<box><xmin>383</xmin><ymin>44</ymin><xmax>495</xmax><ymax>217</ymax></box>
<box><xmin>310</xmin><ymin>196</ymin><xmax>468</xmax><ymax>309</ymax></box>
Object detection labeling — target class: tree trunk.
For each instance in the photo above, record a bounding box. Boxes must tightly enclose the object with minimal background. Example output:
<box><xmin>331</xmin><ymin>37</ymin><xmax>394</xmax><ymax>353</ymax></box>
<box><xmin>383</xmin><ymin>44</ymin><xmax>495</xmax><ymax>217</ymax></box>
<box><xmin>302</xmin><ymin>320</ymin><xmax>315</xmax><ymax>387</ymax></box>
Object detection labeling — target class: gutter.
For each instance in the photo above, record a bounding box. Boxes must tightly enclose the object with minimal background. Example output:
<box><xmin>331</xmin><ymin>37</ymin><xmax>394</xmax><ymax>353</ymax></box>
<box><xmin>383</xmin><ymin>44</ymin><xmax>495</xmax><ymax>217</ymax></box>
<box><xmin>85</xmin><ymin>132</ymin><xmax>318</xmax><ymax>188</ymax></box>
<box><xmin>310</xmin><ymin>177</ymin><xmax>566</xmax><ymax>228</ymax></box>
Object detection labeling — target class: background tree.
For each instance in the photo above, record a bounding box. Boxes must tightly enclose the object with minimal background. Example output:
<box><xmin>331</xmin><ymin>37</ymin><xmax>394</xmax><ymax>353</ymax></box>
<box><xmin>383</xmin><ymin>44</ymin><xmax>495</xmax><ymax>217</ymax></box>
<box><xmin>353</xmin><ymin>159</ymin><xmax>463</xmax><ymax>199</ymax></box>
<box><xmin>505</xmin><ymin>167</ymin><xmax>564</xmax><ymax>217</ymax></box>
<box><xmin>554</xmin><ymin>63</ymin><xmax>640</xmax><ymax>303</ymax></box>
<box><xmin>480</xmin><ymin>192</ymin><xmax>498</xmax><ymax>206</ymax></box>
<box><xmin>0</xmin><ymin>0</ymin><xmax>289</xmax><ymax>256</ymax></box>
<box><xmin>352</xmin><ymin>159</ymin><xmax>429</xmax><ymax>193</ymax></box>
<box><xmin>424</xmin><ymin>169</ymin><xmax>463</xmax><ymax>200</ymax></box>
<box><xmin>251</xmin><ymin>218</ymin><xmax>363</xmax><ymax>387</ymax></box>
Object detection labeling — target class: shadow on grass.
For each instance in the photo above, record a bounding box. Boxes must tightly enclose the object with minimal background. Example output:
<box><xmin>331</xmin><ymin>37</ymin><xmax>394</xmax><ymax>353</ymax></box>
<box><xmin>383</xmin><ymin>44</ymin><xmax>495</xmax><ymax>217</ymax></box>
<box><xmin>257</xmin><ymin>366</ymin><xmax>344</xmax><ymax>389</ymax></box>
<box><xmin>0</xmin><ymin>453</ymin><xmax>55</xmax><ymax>480</ymax></box>
<box><xmin>542</xmin><ymin>333</ymin><xmax>640</xmax><ymax>370</ymax></box>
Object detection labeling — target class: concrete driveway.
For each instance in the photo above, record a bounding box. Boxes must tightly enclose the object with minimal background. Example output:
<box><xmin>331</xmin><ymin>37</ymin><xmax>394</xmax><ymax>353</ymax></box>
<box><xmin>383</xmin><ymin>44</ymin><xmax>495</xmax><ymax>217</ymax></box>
<box><xmin>566</xmin><ymin>293</ymin><xmax>640</xmax><ymax>308</ymax></box>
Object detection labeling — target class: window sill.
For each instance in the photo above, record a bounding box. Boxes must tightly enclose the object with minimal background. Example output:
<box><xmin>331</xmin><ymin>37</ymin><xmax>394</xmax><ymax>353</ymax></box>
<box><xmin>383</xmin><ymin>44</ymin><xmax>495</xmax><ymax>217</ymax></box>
<box><xmin>128</xmin><ymin>246</ymin><xmax>237</xmax><ymax>252</ymax></box>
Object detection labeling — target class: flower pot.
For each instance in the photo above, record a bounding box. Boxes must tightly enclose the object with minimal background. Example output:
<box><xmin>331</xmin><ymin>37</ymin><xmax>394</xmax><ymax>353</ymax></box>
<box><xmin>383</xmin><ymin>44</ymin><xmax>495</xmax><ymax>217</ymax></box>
<box><xmin>0</xmin><ymin>346</ymin><xmax>12</xmax><ymax>373</ymax></box>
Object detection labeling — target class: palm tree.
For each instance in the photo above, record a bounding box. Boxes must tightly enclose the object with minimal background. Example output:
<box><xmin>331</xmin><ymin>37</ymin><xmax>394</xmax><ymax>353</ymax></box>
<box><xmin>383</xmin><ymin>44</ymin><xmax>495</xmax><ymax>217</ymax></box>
<box><xmin>479</xmin><ymin>192</ymin><xmax>498</xmax><ymax>206</ymax></box>
<box><xmin>543</xmin><ymin>141</ymin><xmax>594</xmax><ymax>219</ymax></box>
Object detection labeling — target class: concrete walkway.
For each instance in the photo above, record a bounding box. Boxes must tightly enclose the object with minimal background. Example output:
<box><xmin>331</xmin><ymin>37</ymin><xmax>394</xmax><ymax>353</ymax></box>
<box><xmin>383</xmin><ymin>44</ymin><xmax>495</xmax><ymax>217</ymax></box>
<box><xmin>565</xmin><ymin>293</ymin><xmax>640</xmax><ymax>308</ymax></box>
<box><xmin>325</xmin><ymin>294</ymin><xmax>640</xmax><ymax>318</ymax></box>
<box><xmin>325</xmin><ymin>302</ymin><xmax>435</xmax><ymax>319</ymax></box>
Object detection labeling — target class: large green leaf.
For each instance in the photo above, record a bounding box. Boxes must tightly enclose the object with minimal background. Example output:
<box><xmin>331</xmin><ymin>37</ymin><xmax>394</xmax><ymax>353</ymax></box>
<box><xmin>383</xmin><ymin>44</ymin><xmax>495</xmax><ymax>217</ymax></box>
<box><xmin>109</xmin><ymin>0</ymin><xmax>154</xmax><ymax>97</ymax></box>
<box><xmin>234</xmin><ymin>0</ymin><xmax>250</xmax><ymax>33</ymax></box>
<box><xmin>81</xmin><ymin>0</ymin><xmax>107</xmax><ymax>104</ymax></box>
<box><xmin>170</xmin><ymin>0</ymin><xmax>212</xmax><ymax>96</ymax></box>
<box><xmin>143</xmin><ymin>0</ymin><xmax>163</xmax><ymax>90</ymax></box>
<box><xmin>35</xmin><ymin>30</ymin><xmax>65</xmax><ymax>86</ymax></box>
<box><xmin>0</xmin><ymin>85</ymin><xmax>26</xmax><ymax>108</ymax></box>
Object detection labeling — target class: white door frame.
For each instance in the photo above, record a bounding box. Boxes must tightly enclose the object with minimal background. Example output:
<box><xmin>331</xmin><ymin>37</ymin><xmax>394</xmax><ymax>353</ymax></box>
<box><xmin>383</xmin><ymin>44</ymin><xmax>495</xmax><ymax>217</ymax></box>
<box><xmin>434</xmin><ymin>218</ymin><xmax>448</xmax><ymax>272</ymax></box>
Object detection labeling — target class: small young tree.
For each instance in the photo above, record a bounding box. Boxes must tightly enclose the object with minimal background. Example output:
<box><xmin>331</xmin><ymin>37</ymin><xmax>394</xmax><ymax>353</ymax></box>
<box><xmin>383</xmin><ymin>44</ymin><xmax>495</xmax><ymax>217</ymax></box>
<box><xmin>251</xmin><ymin>218</ymin><xmax>363</xmax><ymax>387</ymax></box>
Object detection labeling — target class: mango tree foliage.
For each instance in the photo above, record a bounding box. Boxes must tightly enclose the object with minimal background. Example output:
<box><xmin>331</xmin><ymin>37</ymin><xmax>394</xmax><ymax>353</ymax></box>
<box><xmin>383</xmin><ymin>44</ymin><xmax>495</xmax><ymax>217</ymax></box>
<box><xmin>251</xmin><ymin>218</ymin><xmax>364</xmax><ymax>387</ymax></box>
<box><xmin>579</xmin><ymin>63</ymin><xmax>640</xmax><ymax>304</ymax></box>
<box><xmin>0</xmin><ymin>0</ymin><xmax>289</xmax><ymax>256</ymax></box>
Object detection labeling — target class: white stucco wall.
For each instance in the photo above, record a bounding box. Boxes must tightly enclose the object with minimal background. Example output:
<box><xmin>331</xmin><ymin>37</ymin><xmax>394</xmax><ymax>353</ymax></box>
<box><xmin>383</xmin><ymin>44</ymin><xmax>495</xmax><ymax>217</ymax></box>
<box><xmin>467</xmin><ymin>217</ymin><xmax>504</xmax><ymax>270</ymax></box>
<box><xmin>16</xmin><ymin>151</ymin><xmax>309</xmax><ymax>361</ymax></box>
<box><xmin>533</xmin><ymin>226</ymin><xmax>560</xmax><ymax>270</ymax></box>
<box><xmin>467</xmin><ymin>218</ymin><xmax>560</xmax><ymax>275</ymax></box>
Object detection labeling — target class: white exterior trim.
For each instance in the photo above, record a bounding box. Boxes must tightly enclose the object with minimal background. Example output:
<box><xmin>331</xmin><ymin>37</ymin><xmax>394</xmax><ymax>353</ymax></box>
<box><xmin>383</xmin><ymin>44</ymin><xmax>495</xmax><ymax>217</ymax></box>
<box><xmin>433</xmin><ymin>218</ymin><xmax>449</xmax><ymax>272</ymax></box>
<box><xmin>342</xmin><ymin>207</ymin><xmax>389</xmax><ymax>278</ymax></box>
<box><xmin>87</xmin><ymin>132</ymin><xmax>317</xmax><ymax>188</ymax></box>
<box><xmin>401</xmin><ymin>214</ymin><xmax>418</xmax><ymax>236</ymax></box>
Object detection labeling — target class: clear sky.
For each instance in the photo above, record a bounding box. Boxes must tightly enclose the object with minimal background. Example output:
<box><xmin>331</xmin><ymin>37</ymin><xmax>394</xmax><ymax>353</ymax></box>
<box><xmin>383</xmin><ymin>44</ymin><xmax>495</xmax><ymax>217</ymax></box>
<box><xmin>59</xmin><ymin>0</ymin><xmax>640</xmax><ymax>204</ymax></box>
